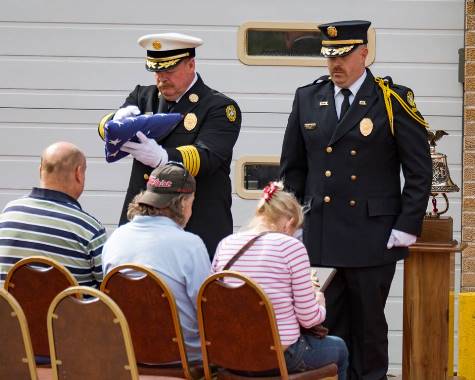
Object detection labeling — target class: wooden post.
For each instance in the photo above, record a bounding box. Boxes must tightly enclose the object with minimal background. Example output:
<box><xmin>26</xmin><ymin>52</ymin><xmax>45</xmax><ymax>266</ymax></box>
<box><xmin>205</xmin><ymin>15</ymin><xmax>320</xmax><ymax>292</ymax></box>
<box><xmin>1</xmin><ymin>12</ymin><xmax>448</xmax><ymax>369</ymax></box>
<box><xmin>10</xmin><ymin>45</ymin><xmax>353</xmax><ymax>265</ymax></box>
<box><xmin>402</xmin><ymin>216</ymin><xmax>465</xmax><ymax>380</ymax></box>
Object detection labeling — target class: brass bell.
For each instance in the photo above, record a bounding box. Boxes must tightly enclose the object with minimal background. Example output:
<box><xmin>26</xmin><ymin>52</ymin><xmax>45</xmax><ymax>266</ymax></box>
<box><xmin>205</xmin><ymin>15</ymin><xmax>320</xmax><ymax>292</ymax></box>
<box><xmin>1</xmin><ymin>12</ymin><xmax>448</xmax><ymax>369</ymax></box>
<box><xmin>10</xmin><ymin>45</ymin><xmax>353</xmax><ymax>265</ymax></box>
<box><xmin>428</xmin><ymin>130</ymin><xmax>459</xmax><ymax>217</ymax></box>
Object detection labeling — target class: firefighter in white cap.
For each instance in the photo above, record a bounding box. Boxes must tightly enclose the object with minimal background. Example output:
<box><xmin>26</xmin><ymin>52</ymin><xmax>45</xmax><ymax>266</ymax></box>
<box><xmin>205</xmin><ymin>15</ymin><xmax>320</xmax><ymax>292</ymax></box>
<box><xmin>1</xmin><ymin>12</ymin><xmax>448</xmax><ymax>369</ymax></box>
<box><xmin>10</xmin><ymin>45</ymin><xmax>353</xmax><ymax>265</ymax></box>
<box><xmin>98</xmin><ymin>33</ymin><xmax>241</xmax><ymax>256</ymax></box>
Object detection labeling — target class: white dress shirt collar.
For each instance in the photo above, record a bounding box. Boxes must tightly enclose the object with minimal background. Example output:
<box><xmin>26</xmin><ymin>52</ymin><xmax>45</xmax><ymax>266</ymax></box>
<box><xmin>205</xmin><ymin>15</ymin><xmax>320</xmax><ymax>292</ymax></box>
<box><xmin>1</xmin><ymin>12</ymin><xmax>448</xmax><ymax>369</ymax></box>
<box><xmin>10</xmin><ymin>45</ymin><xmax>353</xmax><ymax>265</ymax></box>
<box><xmin>333</xmin><ymin>70</ymin><xmax>367</xmax><ymax>119</ymax></box>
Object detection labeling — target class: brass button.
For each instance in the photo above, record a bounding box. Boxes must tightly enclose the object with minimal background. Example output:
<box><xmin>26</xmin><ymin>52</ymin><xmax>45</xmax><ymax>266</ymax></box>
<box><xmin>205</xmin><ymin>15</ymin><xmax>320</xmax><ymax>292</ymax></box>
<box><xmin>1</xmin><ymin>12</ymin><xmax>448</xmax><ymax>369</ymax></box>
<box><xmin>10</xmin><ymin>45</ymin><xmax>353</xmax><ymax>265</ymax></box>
<box><xmin>350</xmin><ymin>149</ymin><xmax>357</xmax><ymax>156</ymax></box>
<box><xmin>326</xmin><ymin>146</ymin><xmax>333</xmax><ymax>153</ymax></box>
<box><xmin>325</xmin><ymin>170</ymin><xmax>332</xmax><ymax>177</ymax></box>
<box><xmin>324</xmin><ymin>196</ymin><xmax>331</xmax><ymax>203</ymax></box>
<box><xmin>351</xmin><ymin>175</ymin><xmax>357</xmax><ymax>181</ymax></box>
<box><xmin>349</xmin><ymin>200</ymin><xmax>356</xmax><ymax>207</ymax></box>
<box><xmin>143</xmin><ymin>174</ymin><xmax>149</xmax><ymax>181</ymax></box>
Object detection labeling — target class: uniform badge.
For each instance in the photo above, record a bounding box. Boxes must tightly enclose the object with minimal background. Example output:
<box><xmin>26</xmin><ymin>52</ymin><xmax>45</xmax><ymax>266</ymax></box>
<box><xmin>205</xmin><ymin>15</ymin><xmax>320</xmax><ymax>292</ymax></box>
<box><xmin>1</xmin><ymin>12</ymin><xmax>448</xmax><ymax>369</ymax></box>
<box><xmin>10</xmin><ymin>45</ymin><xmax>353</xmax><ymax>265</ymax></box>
<box><xmin>304</xmin><ymin>123</ymin><xmax>317</xmax><ymax>130</ymax></box>
<box><xmin>406</xmin><ymin>91</ymin><xmax>416</xmax><ymax>107</ymax></box>
<box><xmin>359</xmin><ymin>100</ymin><xmax>367</xmax><ymax>106</ymax></box>
<box><xmin>226</xmin><ymin>105</ymin><xmax>237</xmax><ymax>122</ymax></box>
<box><xmin>189</xmin><ymin>93</ymin><xmax>199</xmax><ymax>103</ymax></box>
<box><xmin>359</xmin><ymin>118</ymin><xmax>373</xmax><ymax>136</ymax></box>
<box><xmin>184</xmin><ymin>113</ymin><xmax>198</xmax><ymax>131</ymax></box>
<box><xmin>327</xmin><ymin>26</ymin><xmax>338</xmax><ymax>38</ymax></box>
<box><xmin>152</xmin><ymin>40</ymin><xmax>162</xmax><ymax>50</ymax></box>
<box><xmin>319</xmin><ymin>101</ymin><xmax>329</xmax><ymax>106</ymax></box>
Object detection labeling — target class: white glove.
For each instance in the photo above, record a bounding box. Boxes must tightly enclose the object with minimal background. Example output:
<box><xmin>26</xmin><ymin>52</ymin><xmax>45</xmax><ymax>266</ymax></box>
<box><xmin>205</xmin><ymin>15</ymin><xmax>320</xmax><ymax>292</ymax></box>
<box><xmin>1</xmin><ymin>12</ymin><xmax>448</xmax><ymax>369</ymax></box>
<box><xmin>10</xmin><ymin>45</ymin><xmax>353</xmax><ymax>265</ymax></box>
<box><xmin>113</xmin><ymin>105</ymin><xmax>141</xmax><ymax>121</ymax></box>
<box><xmin>120</xmin><ymin>131</ymin><xmax>168</xmax><ymax>168</ymax></box>
<box><xmin>386</xmin><ymin>229</ymin><xmax>417</xmax><ymax>249</ymax></box>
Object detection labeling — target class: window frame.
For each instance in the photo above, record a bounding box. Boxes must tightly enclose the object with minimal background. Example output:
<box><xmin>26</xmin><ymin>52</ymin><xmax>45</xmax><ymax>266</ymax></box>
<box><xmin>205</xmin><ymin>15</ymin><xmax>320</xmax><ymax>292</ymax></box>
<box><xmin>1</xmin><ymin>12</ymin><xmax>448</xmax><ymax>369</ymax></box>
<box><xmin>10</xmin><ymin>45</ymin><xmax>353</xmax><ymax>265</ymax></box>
<box><xmin>235</xmin><ymin>155</ymin><xmax>281</xmax><ymax>200</ymax></box>
<box><xmin>237</xmin><ymin>21</ymin><xmax>376</xmax><ymax>67</ymax></box>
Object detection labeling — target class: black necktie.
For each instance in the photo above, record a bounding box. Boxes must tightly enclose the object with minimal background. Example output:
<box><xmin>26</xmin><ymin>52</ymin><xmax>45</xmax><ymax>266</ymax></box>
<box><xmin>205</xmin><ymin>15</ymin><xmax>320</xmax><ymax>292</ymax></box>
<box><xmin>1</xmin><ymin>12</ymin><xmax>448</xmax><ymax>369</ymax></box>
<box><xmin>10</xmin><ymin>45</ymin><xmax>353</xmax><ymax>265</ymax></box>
<box><xmin>158</xmin><ymin>96</ymin><xmax>175</xmax><ymax>113</ymax></box>
<box><xmin>339</xmin><ymin>88</ymin><xmax>352</xmax><ymax>120</ymax></box>
<box><xmin>166</xmin><ymin>100</ymin><xmax>175</xmax><ymax>112</ymax></box>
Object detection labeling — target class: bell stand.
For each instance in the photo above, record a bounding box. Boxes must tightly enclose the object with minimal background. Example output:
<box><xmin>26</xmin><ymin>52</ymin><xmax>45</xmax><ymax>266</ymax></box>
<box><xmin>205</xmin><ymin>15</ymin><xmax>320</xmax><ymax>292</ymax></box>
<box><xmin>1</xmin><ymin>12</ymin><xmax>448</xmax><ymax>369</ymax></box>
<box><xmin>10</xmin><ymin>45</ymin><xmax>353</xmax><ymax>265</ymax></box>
<box><xmin>400</xmin><ymin>216</ymin><xmax>467</xmax><ymax>380</ymax></box>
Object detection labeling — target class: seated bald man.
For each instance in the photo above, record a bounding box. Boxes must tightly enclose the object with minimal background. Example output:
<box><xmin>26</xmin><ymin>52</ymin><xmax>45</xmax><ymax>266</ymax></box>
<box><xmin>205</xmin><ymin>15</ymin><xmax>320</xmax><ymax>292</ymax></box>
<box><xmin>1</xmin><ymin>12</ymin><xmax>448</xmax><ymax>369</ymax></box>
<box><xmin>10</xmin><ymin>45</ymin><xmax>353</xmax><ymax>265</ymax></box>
<box><xmin>0</xmin><ymin>141</ymin><xmax>106</xmax><ymax>288</ymax></box>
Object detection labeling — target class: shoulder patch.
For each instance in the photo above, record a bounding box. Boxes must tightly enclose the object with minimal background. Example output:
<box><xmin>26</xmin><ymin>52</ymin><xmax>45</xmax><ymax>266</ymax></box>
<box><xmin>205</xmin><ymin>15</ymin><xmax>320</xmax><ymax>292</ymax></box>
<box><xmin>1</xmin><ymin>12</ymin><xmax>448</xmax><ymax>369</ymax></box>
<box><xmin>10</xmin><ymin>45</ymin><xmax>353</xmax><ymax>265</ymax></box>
<box><xmin>225</xmin><ymin>104</ymin><xmax>237</xmax><ymax>122</ymax></box>
<box><xmin>406</xmin><ymin>90</ymin><xmax>416</xmax><ymax>107</ymax></box>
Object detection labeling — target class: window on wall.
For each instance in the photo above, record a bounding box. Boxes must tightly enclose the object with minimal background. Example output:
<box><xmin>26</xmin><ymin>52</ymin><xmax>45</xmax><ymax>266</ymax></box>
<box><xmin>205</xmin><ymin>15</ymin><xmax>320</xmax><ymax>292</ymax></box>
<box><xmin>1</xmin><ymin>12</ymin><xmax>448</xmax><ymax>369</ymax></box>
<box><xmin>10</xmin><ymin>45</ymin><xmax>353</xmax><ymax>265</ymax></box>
<box><xmin>238</xmin><ymin>21</ymin><xmax>376</xmax><ymax>67</ymax></box>
<box><xmin>246</xmin><ymin>30</ymin><xmax>322</xmax><ymax>57</ymax></box>
<box><xmin>235</xmin><ymin>156</ymin><xmax>281</xmax><ymax>199</ymax></box>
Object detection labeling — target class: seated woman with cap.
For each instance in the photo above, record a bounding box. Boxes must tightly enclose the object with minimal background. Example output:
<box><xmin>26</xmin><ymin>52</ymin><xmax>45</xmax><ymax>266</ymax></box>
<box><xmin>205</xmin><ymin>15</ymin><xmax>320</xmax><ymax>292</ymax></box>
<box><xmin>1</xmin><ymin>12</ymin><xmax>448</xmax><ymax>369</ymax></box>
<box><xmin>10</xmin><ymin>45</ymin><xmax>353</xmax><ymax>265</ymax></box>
<box><xmin>102</xmin><ymin>162</ymin><xmax>210</xmax><ymax>363</ymax></box>
<box><xmin>212</xmin><ymin>182</ymin><xmax>348</xmax><ymax>379</ymax></box>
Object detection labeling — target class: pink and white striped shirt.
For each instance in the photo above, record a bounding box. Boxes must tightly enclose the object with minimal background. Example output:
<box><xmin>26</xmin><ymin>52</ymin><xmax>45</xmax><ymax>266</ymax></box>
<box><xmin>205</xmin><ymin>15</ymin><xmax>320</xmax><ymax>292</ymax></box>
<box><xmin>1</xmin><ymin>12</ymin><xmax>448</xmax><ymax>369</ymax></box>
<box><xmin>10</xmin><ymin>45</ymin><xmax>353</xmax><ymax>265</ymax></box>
<box><xmin>212</xmin><ymin>232</ymin><xmax>326</xmax><ymax>346</ymax></box>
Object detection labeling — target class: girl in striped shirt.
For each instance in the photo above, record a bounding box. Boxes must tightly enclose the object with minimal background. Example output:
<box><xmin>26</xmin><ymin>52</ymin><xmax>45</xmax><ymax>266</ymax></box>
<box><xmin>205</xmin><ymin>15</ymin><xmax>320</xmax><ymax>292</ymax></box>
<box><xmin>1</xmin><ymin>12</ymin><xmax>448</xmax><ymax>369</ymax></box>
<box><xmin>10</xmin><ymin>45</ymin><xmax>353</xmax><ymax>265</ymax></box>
<box><xmin>212</xmin><ymin>181</ymin><xmax>348</xmax><ymax>378</ymax></box>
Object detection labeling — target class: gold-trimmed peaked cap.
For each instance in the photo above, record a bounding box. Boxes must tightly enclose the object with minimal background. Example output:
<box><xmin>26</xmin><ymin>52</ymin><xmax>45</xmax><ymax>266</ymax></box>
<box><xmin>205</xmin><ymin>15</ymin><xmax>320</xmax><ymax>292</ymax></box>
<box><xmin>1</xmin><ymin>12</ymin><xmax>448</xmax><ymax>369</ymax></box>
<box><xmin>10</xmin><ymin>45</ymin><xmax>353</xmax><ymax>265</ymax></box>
<box><xmin>318</xmin><ymin>20</ymin><xmax>371</xmax><ymax>58</ymax></box>
<box><xmin>138</xmin><ymin>32</ymin><xmax>203</xmax><ymax>72</ymax></box>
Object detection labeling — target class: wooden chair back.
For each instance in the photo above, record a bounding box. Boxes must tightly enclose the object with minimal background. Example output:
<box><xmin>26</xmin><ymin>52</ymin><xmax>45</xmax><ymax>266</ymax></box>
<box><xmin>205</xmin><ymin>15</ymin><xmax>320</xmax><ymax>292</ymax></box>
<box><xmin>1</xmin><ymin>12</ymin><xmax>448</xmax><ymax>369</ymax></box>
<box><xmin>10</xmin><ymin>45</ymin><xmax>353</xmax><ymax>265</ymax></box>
<box><xmin>4</xmin><ymin>256</ymin><xmax>78</xmax><ymax>356</ymax></box>
<box><xmin>101</xmin><ymin>264</ymin><xmax>192</xmax><ymax>379</ymax></box>
<box><xmin>0</xmin><ymin>288</ymin><xmax>38</xmax><ymax>380</ymax></box>
<box><xmin>197</xmin><ymin>272</ymin><xmax>338</xmax><ymax>380</ymax></box>
<box><xmin>198</xmin><ymin>271</ymin><xmax>288</xmax><ymax>378</ymax></box>
<box><xmin>47</xmin><ymin>286</ymin><xmax>140</xmax><ymax>380</ymax></box>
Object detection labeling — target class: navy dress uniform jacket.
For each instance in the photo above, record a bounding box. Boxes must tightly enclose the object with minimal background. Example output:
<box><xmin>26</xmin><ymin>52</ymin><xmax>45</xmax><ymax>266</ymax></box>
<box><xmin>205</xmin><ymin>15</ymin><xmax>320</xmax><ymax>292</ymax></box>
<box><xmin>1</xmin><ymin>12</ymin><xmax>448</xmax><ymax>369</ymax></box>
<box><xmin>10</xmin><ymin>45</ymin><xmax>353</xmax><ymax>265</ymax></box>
<box><xmin>280</xmin><ymin>69</ymin><xmax>432</xmax><ymax>267</ymax></box>
<box><xmin>110</xmin><ymin>75</ymin><xmax>241</xmax><ymax>256</ymax></box>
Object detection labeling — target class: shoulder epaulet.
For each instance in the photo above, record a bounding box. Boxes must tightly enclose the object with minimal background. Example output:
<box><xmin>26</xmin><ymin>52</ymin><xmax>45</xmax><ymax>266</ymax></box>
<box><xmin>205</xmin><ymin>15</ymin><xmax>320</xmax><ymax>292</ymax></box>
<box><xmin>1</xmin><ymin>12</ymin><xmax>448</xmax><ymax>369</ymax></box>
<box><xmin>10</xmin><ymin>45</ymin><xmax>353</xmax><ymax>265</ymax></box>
<box><xmin>299</xmin><ymin>75</ymin><xmax>331</xmax><ymax>90</ymax></box>
<box><xmin>313</xmin><ymin>75</ymin><xmax>332</xmax><ymax>85</ymax></box>
<box><xmin>374</xmin><ymin>76</ymin><xmax>429</xmax><ymax>135</ymax></box>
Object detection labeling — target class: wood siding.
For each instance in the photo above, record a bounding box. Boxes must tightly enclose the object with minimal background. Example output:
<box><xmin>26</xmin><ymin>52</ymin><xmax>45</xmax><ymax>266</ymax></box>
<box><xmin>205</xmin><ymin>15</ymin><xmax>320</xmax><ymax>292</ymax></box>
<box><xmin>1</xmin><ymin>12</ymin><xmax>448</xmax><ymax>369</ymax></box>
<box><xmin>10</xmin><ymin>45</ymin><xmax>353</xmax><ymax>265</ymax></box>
<box><xmin>0</xmin><ymin>0</ymin><xmax>464</xmax><ymax>373</ymax></box>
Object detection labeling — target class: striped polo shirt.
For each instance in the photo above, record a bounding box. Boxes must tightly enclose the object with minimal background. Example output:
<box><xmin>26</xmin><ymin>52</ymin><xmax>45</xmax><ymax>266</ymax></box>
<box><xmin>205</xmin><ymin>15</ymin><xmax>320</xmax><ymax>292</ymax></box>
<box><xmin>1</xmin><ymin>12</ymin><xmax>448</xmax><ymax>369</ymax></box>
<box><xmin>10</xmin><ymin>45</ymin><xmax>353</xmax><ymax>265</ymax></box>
<box><xmin>0</xmin><ymin>187</ymin><xmax>106</xmax><ymax>288</ymax></box>
<box><xmin>212</xmin><ymin>231</ymin><xmax>326</xmax><ymax>346</ymax></box>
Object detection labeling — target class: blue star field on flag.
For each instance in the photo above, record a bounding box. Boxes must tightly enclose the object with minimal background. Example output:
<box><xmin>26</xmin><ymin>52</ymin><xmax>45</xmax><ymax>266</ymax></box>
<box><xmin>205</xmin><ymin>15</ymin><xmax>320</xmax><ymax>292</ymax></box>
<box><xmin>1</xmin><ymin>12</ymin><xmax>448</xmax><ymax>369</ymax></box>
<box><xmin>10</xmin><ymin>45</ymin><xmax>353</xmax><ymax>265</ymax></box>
<box><xmin>104</xmin><ymin>113</ymin><xmax>183</xmax><ymax>162</ymax></box>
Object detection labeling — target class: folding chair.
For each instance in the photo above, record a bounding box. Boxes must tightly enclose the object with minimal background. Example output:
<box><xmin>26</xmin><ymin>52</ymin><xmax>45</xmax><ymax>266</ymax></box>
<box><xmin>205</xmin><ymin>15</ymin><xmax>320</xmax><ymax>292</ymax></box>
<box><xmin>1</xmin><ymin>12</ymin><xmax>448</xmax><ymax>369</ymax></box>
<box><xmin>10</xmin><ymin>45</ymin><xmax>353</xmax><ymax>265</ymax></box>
<box><xmin>197</xmin><ymin>271</ymin><xmax>338</xmax><ymax>380</ymax></box>
<box><xmin>101</xmin><ymin>264</ymin><xmax>199</xmax><ymax>379</ymax></box>
<box><xmin>4</xmin><ymin>256</ymin><xmax>78</xmax><ymax>359</ymax></box>
<box><xmin>0</xmin><ymin>288</ymin><xmax>52</xmax><ymax>380</ymax></box>
<box><xmin>47</xmin><ymin>286</ymin><xmax>182</xmax><ymax>380</ymax></box>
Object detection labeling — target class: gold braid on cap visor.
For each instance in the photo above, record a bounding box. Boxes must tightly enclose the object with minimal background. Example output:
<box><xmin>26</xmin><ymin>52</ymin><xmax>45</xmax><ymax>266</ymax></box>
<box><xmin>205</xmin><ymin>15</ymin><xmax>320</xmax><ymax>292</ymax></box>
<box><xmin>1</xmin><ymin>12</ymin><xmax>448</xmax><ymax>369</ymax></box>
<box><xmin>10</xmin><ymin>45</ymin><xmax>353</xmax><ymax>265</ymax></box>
<box><xmin>146</xmin><ymin>52</ymin><xmax>190</xmax><ymax>70</ymax></box>
<box><xmin>321</xmin><ymin>45</ymin><xmax>354</xmax><ymax>56</ymax></box>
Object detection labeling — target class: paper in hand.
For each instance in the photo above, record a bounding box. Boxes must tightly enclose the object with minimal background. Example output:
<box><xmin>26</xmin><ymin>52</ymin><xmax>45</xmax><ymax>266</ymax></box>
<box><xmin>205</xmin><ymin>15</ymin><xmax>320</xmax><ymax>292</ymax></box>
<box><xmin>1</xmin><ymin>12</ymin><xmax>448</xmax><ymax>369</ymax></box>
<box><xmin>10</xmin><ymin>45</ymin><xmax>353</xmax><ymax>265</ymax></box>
<box><xmin>310</xmin><ymin>267</ymin><xmax>337</xmax><ymax>292</ymax></box>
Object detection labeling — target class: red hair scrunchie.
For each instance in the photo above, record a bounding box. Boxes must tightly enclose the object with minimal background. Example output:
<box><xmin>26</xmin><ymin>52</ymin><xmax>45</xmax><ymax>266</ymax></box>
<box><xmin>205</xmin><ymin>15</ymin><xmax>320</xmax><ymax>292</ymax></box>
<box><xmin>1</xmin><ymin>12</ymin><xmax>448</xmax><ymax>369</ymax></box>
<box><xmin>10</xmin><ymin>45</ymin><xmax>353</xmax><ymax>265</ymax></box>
<box><xmin>263</xmin><ymin>182</ymin><xmax>278</xmax><ymax>202</ymax></box>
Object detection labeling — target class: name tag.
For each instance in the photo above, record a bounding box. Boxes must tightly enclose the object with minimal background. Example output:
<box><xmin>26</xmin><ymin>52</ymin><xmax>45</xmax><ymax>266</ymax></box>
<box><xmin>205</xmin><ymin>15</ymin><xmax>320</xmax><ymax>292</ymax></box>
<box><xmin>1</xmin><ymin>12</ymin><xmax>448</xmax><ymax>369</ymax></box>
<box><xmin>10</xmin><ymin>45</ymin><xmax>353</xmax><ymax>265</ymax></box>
<box><xmin>319</xmin><ymin>101</ymin><xmax>329</xmax><ymax>106</ymax></box>
<box><xmin>304</xmin><ymin>123</ymin><xmax>317</xmax><ymax>130</ymax></box>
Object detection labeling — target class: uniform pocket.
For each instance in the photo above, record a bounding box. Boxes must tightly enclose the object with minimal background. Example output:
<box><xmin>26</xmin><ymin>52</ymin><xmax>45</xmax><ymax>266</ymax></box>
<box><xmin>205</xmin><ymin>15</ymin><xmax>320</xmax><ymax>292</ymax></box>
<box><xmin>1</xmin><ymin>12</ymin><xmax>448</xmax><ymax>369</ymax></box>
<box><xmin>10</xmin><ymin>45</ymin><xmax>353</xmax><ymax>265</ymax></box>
<box><xmin>367</xmin><ymin>197</ymin><xmax>401</xmax><ymax>216</ymax></box>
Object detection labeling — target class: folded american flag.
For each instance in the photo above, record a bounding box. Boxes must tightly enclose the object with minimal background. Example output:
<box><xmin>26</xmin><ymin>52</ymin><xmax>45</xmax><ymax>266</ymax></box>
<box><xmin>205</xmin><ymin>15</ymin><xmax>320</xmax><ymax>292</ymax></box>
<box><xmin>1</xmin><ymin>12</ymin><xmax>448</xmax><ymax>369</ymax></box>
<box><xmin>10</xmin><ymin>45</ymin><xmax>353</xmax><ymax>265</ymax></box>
<box><xmin>104</xmin><ymin>113</ymin><xmax>183</xmax><ymax>162</ymax></box>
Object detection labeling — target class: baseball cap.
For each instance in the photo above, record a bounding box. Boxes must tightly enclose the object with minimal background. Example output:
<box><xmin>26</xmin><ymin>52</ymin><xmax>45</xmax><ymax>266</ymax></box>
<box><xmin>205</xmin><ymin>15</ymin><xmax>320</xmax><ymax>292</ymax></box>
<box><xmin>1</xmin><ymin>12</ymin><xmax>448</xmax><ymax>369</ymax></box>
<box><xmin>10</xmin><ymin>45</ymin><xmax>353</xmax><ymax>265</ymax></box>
<box><xmin>138</xmin><ymin>162</ymin><xmax>196</xmax><ymax>209</ymax></box>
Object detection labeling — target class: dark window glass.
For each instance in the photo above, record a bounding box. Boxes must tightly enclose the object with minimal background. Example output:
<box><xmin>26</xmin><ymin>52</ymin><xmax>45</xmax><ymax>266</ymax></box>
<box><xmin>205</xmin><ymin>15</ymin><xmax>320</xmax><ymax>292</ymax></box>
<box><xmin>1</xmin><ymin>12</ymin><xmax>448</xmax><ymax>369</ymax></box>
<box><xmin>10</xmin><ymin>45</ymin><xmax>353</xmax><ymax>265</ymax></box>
<box><xmin>244</xmin><ymin>164</ymin><xmax>280</xmax><ymax>190</ymax></box>
<box><xmin>247</xmin><ymin>30</ymin><xmax>322</xmax><ymax>57</ymax></box>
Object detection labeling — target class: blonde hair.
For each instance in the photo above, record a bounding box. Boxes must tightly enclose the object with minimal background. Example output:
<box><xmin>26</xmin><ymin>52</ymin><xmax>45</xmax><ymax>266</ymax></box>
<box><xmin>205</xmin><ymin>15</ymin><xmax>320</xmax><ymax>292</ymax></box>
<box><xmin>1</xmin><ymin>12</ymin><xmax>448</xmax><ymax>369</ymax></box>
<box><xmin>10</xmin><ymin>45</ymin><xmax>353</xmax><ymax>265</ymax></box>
<box><xmin>248</xmin><ymin>181</ymin><xmax>303</xmax><ymax>231</ymax></box>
